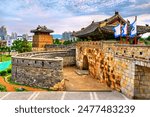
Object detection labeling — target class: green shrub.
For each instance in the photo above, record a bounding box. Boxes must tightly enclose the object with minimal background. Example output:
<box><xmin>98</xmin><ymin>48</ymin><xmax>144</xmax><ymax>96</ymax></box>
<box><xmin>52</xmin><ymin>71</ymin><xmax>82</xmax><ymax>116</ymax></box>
<box><xmin>139</xmin><ymin>38</ymin><xmax>144</xmax><ymax>42</ymax></box>
<box><xmin>146</xmin><ymin>36</ymin><xmax>150</xmax><ymax>41</ymax></box>
<box><xmin>0</xmin><ymin>70</ymin><xmax>7</xmax><ymax>76</ymax></box>
<box><xmin>0</xmin><ymin>84</ymin><xmax>7</xmax><ymax>92</ymax></box>
<box><xmin>129</xmin><ymin>39</ymin><xmax>134</xmax><ymax>44</ymax></box>
<box><xmin>15</xmin><ymin>87</ymin><xmax>26</xmax><ymax>92</ymax></box>
<box><xmin>7</xmin><ymin>68</ymin><xmax>11</xmax><ymax>73</ymax></box>
<box><xmin>145</xmin><ymin>40</ymin><xmax>150</xmax><ymax>45</ymax></box>
<box><xmin>122</xmin><ymin>38</ymin><xmax>126</xmax><ymax>42</ymax></box>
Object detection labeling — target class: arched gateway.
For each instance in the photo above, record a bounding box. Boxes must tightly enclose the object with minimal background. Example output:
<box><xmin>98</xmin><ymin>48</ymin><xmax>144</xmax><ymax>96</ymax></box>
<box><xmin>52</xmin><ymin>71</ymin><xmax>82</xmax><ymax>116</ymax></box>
<box><xmin>82</xmin><ymin>55</ymin><xmax>89</xmax><ymax>70</ymax></box>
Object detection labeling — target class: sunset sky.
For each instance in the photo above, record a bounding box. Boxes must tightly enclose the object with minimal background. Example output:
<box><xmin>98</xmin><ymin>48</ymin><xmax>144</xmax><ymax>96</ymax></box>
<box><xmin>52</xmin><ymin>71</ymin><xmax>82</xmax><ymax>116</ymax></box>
<box><xmin>0</xmin><ymin>0</ymin><xmax>150</xmax><ymax>35</ymax></box>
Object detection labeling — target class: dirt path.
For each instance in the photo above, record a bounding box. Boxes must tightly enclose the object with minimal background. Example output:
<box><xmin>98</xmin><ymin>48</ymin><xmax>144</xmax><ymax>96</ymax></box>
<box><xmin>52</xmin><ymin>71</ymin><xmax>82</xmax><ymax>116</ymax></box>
<box><xmin>63</xmin><ymin>67</ymin><xmax>111</xmax><ymax>91</ymax></box>
<box><xmin>0</xmin><ymin>76</ymin><xmax>46</xmax><ymax>92</ymax></box>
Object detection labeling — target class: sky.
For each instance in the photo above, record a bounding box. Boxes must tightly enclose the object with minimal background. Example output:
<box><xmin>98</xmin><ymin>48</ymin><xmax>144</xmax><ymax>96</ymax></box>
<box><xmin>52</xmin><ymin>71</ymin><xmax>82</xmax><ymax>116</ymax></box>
<box><xmin>0</xmin><ymin>0</ymin><xmax>150</xmax><ymax>35</ymax></box>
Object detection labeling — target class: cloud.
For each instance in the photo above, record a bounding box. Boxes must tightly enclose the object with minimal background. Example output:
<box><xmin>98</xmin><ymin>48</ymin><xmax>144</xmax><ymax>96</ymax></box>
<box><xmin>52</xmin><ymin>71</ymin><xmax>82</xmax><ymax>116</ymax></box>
<box><xmin>141</xmin><ymin>33</ymin><xmax>150</xmax><ymax>38</ymax></box>
<box><xmin>0</xmin><ymin>0</ymin><xmax>150</xmax><ymax>35</ymax></box>
<box><xmin>2</xmin><ymin>17</ymin><xmax>22</xmax><ymax>21</ymax></box>
<box><xmin>136</xmin><ymin>3</ymin><xmax>150</xmax><ymax>8</ymax></box>
<box><xmin>51</xmin><ymin>14</ymin><xmax>110</xmax><ymax>34</ymax></box>
<box><xmin>126</xmin><ymin>14</ymin><xmax>150</xmax><ymax>25</ymax></box>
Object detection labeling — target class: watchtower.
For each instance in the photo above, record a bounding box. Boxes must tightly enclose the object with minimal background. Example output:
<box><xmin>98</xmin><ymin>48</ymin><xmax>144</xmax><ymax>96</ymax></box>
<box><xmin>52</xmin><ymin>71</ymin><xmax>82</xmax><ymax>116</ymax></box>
<box><xmin>31</xmin><ymin>25</ymin><xmax>54</xmax><ymax>48</ymax></box>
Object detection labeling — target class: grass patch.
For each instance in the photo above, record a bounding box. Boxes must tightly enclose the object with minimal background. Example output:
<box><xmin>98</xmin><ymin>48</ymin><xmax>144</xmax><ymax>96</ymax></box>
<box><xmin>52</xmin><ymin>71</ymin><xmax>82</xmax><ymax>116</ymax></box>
<box><xmin>0</xmin><ymin>84</ymin><xmax>7</xmax><ymax>92</ymax></box>
<box><xmin>7</xmin><ymin>68</ymin><xmax>11</xmax><ymax>74</ymax></box>
<box><xmin>0</xmin><ymin>54</ymin><xmax>11</xmax><ymax>62</ymax></box>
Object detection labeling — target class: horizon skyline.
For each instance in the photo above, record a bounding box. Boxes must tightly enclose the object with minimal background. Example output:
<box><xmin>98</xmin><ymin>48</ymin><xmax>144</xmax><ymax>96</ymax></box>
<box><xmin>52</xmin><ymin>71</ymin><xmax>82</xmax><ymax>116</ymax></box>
<box><xmin>0</xmin><ymin>0</ymin><xmax>150</xmax><ymax>35</ymax></box>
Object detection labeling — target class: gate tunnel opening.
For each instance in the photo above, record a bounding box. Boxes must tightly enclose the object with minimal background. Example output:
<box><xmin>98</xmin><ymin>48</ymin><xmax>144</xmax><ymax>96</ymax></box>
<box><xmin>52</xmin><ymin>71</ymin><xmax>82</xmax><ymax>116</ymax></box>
<box><xmin>82</xmin><ymin>56</ymin><xmax>89</xmax><ymax>70</ymax></box>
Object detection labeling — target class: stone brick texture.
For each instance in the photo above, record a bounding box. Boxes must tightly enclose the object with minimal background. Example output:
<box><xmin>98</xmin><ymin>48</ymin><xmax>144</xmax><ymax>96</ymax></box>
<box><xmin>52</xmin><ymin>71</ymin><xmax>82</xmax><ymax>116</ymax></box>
<box><xmin>12</xmin><ymin>49</ymin><xmax>76</xmax><ymax>89</ymax></box>
<box><xmin>76</xmin><ymin>41</ymin><xmax>150</xmax><ymax>99</ymax></box>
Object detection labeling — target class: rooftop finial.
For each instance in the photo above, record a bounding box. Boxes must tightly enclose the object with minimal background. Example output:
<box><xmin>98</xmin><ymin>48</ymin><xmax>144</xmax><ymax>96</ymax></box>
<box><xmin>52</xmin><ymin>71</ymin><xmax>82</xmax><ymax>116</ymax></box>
<box><xmin>115</xmin><ymin>11</ymin><xmax>119</xmax><ymax>15</ymax></box>
<box><xmin>44</xmin><ymin>25</ymin><xmax>47</xmax><ymax>29</ymax></box>
<box><xmin>37</xmin><ymin>25</ymin><xmax>41</xmax><ymax>30</ymax></box>
<box><xmin>146</xmin><ymin>24</ymin><xmax>149</xmax><ymax>27</ymax></box>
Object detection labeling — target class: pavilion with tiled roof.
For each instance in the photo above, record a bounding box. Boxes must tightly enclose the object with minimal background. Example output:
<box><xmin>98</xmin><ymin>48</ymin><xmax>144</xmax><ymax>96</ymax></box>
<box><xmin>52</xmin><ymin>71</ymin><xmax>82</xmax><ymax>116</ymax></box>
<box><xmin>31</xmin><ymin>25</ymin><xmax>54</xmax><ymax>49</ymax></box>
<box><xmin>73</xmin><ymin>12</ymin><xmax>150</xmax><ymax>41</ymax></box>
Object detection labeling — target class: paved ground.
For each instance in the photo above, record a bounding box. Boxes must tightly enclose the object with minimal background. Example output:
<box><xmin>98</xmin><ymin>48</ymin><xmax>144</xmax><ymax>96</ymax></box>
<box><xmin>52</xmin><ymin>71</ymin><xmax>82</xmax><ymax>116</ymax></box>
<box><xmin>0</xmin><ymin>91</ymin><xmax>129</xmax><ymax>100</ymax></box>
<box><xmin>64</xmin><ymin>67</ymin><xmax>111</xmax><ymax>91</ymax></box>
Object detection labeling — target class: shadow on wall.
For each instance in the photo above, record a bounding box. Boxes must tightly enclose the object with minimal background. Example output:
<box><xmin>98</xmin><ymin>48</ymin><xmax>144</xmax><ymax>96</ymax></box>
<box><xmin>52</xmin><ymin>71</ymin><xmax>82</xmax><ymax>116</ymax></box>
<box><xmin>83</xmin><ymin>55</ymin><xmax>89</xmax><ymax>70</ymax></box>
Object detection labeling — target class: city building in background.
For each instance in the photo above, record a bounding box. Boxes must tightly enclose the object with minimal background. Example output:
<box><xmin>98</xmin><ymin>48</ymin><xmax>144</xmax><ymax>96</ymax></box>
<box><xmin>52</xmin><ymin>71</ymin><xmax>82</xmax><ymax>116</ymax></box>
<box><xmin>6</xmin><ymin>39</ymin><xmax>14</xmax><ymax>47</ymax></box>
<box><xmin>6</xmin><ymin>35</ymin><xmax>11</xmax><ymax>40</ymax></box>
<box><xmin>22</xmin><ymin>34</ymin><xmax>29</xmax><ymax>40</ymax></box>
<box><xmin>28</xmin><ymin>36</ymin><xmax>33</xmax><ymax>42</ymax></box>
<box><xmin>62</xmin><ymin>31</ymin><xmax>77</xmax><ymax>41</ymax></box>
<box><xmin>0</xmin><ymin>26</ymin><xmax>7</xmax><ymax>40</ymax></box>
<box><xmin>6</xmin><ymin>32</ymin><xmax>18</xmax><ymax>46</ymax></box>
<box><xmin>62</xmin><ymin>31</ymin><xmax>72</xmax><ymax>40</ymax></box>
<box><xmin>6</xmin><ymin>35</ymin><xmax>33</xmax><ymax>47</ymax></box>
<box><xmin>11</xmin><ymin>32</ymin><xmax>17</xmax><ymax>39</ymax></box>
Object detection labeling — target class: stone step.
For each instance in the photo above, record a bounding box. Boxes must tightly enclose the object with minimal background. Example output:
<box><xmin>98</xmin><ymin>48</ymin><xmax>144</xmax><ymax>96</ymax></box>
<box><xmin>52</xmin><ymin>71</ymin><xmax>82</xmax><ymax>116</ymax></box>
<box><xmin>75</xmin><ymin>70</ymin><xmax>89</xmax><ymax>75</ymax></box>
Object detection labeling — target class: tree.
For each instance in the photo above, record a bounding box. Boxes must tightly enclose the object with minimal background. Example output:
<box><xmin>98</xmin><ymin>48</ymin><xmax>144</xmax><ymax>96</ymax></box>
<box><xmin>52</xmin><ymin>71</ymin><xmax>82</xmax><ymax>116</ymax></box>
<box><xmin>63</xmin><ymin>40</ymin><xmax>72</xmax><ymax>45</ymax></box>
<box><xmin>5</xmin><ymin>46</ymin><xmax>11</xmax><ymax>55</ymax></box>
<box><xmin>11</xmin><ymin>39</ymin><xmax>32</xmax><ymax>53</ymax></box>
<box><xmin>54</xmin><ymin>39</ymin><xmax>62</xmax><ymax>45</ymax></box>
<box><xmin>0</xmin><ymin>46</ymin><xmax>7</xmax><ymax>55</ymax></box>
<box><xmin>146</xmin><ymin>36</ymin><xmax>150</xmax><ymax>41</ymax></box>
<box><xmin>76</xmin><ymin>38</ymin><xmax>82</xmax><ymax>42</ymax></box>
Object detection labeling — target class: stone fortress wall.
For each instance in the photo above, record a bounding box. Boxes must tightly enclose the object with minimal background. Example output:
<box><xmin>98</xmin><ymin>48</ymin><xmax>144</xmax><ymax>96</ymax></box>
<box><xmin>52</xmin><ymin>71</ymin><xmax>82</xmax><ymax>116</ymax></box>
<box><xmin>76</xmin><ymin>41</ymin><xmax>150</xmax><ymax>99</ymax></box>
<box><xmin>12</xmin><ymin>48</ymin><xmax>76</xmax><ymax>89</ymax></box>
<box><xmin>32</xmin><ymin>44</ymin><xmax>75</xmax><ymax>52</ymax></box>
<box><xmin>12</xmin><ymin>41</ymin><xmax>150</xmax><ymax>99</ymax></box>
<box><xmin>114</xmin><ymin>44</ymin><xmax>150</xmax><ymax>99</ymax></box>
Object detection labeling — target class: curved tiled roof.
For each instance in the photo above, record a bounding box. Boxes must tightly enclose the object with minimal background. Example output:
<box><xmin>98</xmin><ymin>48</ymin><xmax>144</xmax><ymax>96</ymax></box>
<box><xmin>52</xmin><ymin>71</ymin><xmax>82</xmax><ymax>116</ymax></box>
<box><xmin>74</xmin><ymin>12</ymin><xmax>126</xmax><ymax>36</ymax></box>
<box><xmin>137</xmin><ymin>25</ymin><xmax>150</xmax><ymax>34</ymax></box>
<box><xmin>74</xmin><ymin>22</ymin><xmax>99</xmax><ymax>36</ymax></box>
<box><xmin>31</xmin><ymin>25</ymin><xmax>54</xmax><ymax>33</ymax></box>
<box><xmin>74</xmin><ymin>12</ymin><xmax>150</xmax><ymax>37</ymax></box>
